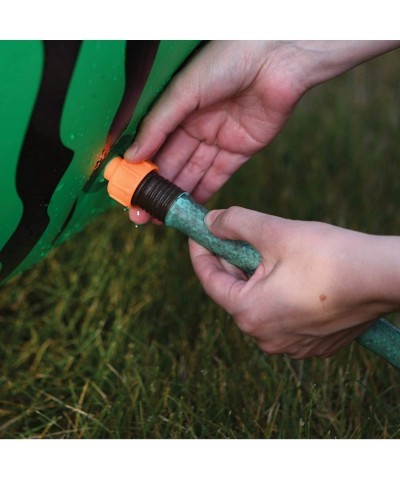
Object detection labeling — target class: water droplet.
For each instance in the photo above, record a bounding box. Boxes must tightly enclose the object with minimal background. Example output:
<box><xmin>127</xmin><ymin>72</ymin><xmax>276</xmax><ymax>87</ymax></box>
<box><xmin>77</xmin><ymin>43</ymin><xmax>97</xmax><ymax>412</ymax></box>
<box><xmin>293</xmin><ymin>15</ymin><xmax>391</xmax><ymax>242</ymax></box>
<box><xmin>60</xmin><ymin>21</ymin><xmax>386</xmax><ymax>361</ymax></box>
<box><xmin>70</xmin><ymin>133</ymin><xmax>75</xmax><ymax>141</ymax></box>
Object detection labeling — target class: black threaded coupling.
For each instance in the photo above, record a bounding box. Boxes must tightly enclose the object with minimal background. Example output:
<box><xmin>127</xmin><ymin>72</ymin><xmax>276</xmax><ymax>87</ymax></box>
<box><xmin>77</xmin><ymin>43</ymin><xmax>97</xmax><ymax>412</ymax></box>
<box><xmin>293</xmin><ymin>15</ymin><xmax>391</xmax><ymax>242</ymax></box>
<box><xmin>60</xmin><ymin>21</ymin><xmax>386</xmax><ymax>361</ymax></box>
<box><xmin>131</xmin><ymin>170</ymin><xmax>185</xmax><ymax>222</ymax></box>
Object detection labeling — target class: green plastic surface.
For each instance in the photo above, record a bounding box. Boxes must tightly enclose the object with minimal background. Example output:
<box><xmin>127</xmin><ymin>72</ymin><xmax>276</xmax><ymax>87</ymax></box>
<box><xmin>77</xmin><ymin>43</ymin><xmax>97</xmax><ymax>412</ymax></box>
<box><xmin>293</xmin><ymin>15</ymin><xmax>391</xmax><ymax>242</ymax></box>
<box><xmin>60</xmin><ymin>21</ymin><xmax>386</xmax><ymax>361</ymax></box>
<box><xmin>0</xmin><ymin>40</ymin><xmax>200</xmax><ymax>283</ymax></box>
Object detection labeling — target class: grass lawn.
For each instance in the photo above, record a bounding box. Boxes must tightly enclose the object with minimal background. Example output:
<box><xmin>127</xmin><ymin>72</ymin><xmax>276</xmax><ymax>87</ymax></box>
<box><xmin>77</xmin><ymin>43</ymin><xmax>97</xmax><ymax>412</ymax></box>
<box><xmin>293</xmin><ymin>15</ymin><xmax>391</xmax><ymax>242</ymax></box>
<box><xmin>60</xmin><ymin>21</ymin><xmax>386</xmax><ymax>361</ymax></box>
<box><xmin>1</xmin><ymin>48</ymin><xmax>400</xmax><ymax>439</ymax></box>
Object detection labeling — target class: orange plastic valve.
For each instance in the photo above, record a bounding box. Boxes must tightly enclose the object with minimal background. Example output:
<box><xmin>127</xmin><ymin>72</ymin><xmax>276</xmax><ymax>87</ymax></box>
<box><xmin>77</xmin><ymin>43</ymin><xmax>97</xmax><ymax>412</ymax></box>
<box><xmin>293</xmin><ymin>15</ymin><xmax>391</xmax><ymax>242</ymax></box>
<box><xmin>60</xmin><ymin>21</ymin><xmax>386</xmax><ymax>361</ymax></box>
<box><xmin>103</xmin><ymin>156</ymin><xmax>159</xmax><ymax>207</ymax></box>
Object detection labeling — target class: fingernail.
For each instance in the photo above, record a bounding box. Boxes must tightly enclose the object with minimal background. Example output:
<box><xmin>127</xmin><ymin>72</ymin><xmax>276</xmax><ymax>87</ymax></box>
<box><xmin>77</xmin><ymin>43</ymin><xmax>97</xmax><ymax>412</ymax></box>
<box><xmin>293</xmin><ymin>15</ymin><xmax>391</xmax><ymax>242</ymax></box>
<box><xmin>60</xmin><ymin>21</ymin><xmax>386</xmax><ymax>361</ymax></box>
<box><xmin>125</xmin><ymin>142</ymin><xmax>138</xmax><ymax>160</ymax></box>
<box><xmin>204</xmin><ymin>210</ymin><xmax>219</xmax><ymax>228</ymax></box>
<box><xmin>129</xmin><ymin>206</ymin><xmax>145</xmax><ymax>224</ymax></box>
<box><xmin>129</xmin><ymin>207</ymin><xmax>139</xmax><ymax>222</ymax></box>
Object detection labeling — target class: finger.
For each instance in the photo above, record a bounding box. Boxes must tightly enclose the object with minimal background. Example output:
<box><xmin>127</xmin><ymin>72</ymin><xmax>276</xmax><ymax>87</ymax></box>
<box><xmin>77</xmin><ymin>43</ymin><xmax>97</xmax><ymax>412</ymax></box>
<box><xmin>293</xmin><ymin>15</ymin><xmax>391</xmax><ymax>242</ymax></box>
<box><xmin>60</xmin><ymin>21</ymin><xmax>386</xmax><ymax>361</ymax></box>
<box><xmin>129</xmin><ymin>206</ymin><xmax>151</xmax><ymax>225</ymax></box>
<box><xmin>191</xmin><ymin>150</ymin><xmax>248</xmax><ymax>203</ymax></box>
<box><xmin>127</xmin><ymin>126</ymin><xmax>200</xmax><ymax>225</ymax></box>
<box><xmin>129</xmin><ymin>207</ymin><xmax>163</xmax><ymax>226</ymax></box>
<box><xmin>314</xmin><ymin>320</ymin><xmax>377</xmax><ymax>358</ymax></box>
<box><xmin>205</xmin><ymin>207</ymin><xmax>288</xmax><ymax>253</ymax></box>
<box><xmin>188</xmin><ymin>239</ymin><xmax>247</xmax><ymax>312</ymax></box>
<box><xmin>172</xmin><ymin>142</ymin><xmax>219</xmax><ymax>193</ymax></box>
<box><xmin>152</xmin><ymin>126</ymin><xmax>200</xmax><ymax>181</ymax></box>
<box><xmin>257</xmin><ymin>336</ymin><xmax>302</xmax><ymax>357</ymax></box>
<box><xmin>288</xmin><ymin>320</ymin><xmax>375</xmax><ymax>360</ymax></box>
<box><xmin>124</xmin><ymin>74</ymin><xmax>201</xmax><ymax>163</ymax></box>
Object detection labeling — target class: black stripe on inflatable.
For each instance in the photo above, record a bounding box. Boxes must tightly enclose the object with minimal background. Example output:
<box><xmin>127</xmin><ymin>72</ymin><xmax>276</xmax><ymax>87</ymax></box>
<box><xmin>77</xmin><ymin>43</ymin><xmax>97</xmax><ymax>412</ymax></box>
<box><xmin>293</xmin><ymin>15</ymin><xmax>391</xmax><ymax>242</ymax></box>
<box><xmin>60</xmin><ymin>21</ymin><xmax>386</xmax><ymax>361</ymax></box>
<box><xmin>107</xmin><ymin>40</ymin><xmax>160</xmax><ymax>147</ymax></box>
<box><xmin>0</xmin><ymin>41</ymin><xmax>82</xmax><ymax>281</ymax></box>
<box><xmin>51</xmin><ymin>198</ymin><xmax>78</xmax><ymax>246</ymax></box>
<box><xmin>53</xmin><ymin>40</ymin><xmax>160</xmax><ymax>246</ymax></box>
<box><xmin>60</xmin><ymin>41</ymin><xmax>160</xmax><ymax>243</ymax></box>
<box><xmin>82</xmin><ymin>40</ymin><xmax>160</xmax><ymax>195</ymax></box>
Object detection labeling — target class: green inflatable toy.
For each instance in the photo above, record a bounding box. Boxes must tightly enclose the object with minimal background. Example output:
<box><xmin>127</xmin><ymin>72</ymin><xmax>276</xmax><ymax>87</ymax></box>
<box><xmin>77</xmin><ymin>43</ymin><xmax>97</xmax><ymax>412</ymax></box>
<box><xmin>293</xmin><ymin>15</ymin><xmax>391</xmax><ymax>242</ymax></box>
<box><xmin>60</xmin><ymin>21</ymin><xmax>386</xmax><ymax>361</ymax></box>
<box><xmin>1</xmin><ymin>40</ymin><xmax>400</xmax><ymax>368</ymax></box>
<box><xmin>0</xmin><ymin>40</ymin><xmax>200</xmax><ymax>284</ymax></box>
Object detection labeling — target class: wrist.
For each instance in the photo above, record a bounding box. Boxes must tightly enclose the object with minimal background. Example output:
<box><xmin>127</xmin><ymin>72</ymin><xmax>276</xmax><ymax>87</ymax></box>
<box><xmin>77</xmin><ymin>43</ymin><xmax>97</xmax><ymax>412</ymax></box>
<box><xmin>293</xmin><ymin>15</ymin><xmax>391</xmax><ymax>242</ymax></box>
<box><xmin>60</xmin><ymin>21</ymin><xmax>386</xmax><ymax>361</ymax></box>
<box><xmin>366</xmin><ymin>234</ymin><xmax>400</xmax><ymax>313</ymax></box>
<box><xmin>343</xmin><ymin>229</ymin><xmax>400</xmax><ymax>315</ymax></box>
<box><xmin>268</xmin><ymin>40</ymin><xmax>400</xmax><ymax>93</ymax></box>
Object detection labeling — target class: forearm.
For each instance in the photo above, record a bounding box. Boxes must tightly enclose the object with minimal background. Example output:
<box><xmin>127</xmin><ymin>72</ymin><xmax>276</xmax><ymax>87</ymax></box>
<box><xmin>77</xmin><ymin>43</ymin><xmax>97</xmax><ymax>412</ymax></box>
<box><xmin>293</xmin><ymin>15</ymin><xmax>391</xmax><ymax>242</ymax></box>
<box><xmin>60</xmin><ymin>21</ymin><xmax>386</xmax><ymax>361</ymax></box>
<box><xmin>366</xmin><ymin>234</ymin><xmax>400</xmax><ymax>312</ymax></box>
<box><xmin>271</xmin><ymin>40</ymin><xmax>400</xmax><ymax>92</ymax></box>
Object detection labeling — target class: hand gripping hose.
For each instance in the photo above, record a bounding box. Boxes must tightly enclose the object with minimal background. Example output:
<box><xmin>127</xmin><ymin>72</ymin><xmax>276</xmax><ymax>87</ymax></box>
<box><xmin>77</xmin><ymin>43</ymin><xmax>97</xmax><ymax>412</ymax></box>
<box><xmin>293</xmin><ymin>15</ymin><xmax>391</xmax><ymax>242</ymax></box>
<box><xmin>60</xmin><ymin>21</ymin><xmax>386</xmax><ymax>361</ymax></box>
<box><xmin>104</xmin><ymin>157</ymin><xmax>400</xmax><ymax>368</ymax></box>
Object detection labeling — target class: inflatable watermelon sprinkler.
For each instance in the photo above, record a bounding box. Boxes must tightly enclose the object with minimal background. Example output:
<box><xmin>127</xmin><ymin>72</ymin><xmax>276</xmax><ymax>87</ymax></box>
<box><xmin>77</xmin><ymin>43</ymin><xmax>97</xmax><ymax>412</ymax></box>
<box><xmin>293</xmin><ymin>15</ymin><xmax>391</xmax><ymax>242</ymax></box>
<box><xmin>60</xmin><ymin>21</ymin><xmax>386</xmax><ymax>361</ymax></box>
<box><xmin>104</xmin><ymin>156</ymin><xmax>400</xmax><ymax>369</ymax></box>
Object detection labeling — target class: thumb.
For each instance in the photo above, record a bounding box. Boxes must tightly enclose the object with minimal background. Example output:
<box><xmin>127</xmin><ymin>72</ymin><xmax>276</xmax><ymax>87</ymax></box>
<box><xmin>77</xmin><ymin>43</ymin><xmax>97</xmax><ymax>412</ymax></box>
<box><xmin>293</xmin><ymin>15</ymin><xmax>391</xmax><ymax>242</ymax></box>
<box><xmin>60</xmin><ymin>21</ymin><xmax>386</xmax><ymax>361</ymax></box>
<box><xmin>205</xmin><ymin>207</ymin><xmax>287</xmax><ymax>253</ymax></box>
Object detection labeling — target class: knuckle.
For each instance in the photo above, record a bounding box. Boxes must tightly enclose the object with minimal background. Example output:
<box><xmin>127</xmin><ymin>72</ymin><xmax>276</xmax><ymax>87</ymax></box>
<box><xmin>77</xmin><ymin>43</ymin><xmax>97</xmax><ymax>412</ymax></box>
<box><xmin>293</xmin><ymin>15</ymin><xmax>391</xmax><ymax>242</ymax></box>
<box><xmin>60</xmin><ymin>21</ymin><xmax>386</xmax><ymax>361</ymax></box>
<box><xmin>257</xmin><ymin>336</ymin><xmax>293</xmax><ymax>356</ymax></box>
<box><xmin>260</xmin><ymin>341</ymin><xmax>285</xmax><ymax>356</ymax></box>
<box><xmin>186</xmin><ymin>154</ymin><xmax>208</xmax><ymax>177</ymax></box>
<box><xmin>141</xmin><ymin>112</ymin><xmax>156</xmax><ymax>130</ymax></box>
<box><xmin>316</xmin><ymin>350</ymin><xmax>334</xmax><ymax>359</ymax></box>
<box><xmin>220</xmin><ymin>206</ymin><xmax>244</xmax><ymax>227</ymax></box>
<box><xmin>168</xmin><ymin>74</ymin><xmax>199</xmax><ymax>110</ymax></box>
<box><xmin>165</xmin><ymin>72</ymin><xmax>184</xmax><ymax>95</ymax></box>
<box><xmin>289</xmin><ymin>351</ymin><xmax>308</xmax><ymax>360</ymax></box>
<box><xmin>269</xmin><ymin>341</ymin><xmax>288</xmax><ymax>355</ymax></box>
<box><xmin>235</xmin><ymin>312</ymin><xmax>259</xmax><ymax>335</ymax></box>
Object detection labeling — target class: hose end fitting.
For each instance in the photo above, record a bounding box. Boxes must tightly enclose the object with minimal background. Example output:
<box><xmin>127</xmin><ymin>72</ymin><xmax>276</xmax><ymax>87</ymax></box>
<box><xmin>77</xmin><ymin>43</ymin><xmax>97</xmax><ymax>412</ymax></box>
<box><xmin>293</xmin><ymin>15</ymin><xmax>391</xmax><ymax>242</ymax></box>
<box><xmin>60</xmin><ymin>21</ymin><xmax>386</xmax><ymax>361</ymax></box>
<box><xmin>104</xmin><ymin>156</ymin><xmax>184</xmax><ymax>221</ymax></box>
<box><xmin>104</xmin><ymin>157</ymin><xmax>158</xmax><ymax>208</ymax></box>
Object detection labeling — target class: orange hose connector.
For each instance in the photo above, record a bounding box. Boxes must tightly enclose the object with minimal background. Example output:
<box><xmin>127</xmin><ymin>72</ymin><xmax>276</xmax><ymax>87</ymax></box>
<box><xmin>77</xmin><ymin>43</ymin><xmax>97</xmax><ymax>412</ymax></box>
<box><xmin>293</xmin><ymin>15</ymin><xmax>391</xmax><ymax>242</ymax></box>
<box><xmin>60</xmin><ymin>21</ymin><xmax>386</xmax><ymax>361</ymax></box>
<box><xmin>104</xmin><ymin>156</ymin><xmax>158</xmax><ymax>207</ymax></box>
